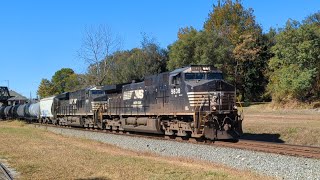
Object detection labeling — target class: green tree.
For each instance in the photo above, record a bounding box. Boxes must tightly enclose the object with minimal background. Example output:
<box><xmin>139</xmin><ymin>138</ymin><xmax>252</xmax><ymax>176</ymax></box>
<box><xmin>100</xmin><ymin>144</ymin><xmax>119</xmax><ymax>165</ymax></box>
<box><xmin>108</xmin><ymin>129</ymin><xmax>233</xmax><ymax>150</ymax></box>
<box><xmin>267</xmin><ymin>17</ymin><xmax>320</xmax><ymax>102</ymax></box>
<box><xmin>37</xmin><ymin>79</ymin><xmax>53</xmax><ymax>98</ymax></box>
<box><xmin>167</xmin><ymin>27</ymin><xmax>199</xmax><ymax>70</ymax></box>
<box><xmin>37</xmin><ymin>68</ymin><xmax>83</xmax><ymax>98</ymax></box>
<box><xmin>51</xmin><ymin>68</ymin><xmax>77</xmax><ymax>94</ymax></box>
<box><xmin>168</xmin><ymin>28</ymin><xmax>234</xmax><ymax>80</ymax></box>
<box><xmin>92</xmin><ymin>34</ymin><xmax>168</xmax><ymax>85</ymax></box>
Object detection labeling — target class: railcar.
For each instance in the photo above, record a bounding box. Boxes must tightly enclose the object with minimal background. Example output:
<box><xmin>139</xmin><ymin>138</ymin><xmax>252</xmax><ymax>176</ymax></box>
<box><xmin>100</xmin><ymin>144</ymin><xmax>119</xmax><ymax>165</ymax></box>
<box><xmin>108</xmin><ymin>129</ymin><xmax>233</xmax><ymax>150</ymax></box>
<box><xmin>39</xmin><ymin>96</ymin><xmax>57</xmax><ymax>123</ymax></box>
<box><xmin>4</xmin><ymin>106</ymin><xmax>13</xmax><ymax>119</ymax></box>
<box><xmin>0</xmin><ymin>106</ymin><xmax>6</xmax><ymax>119</ymax></box>
<box><xmin>17</xmin><ymin>104</ymin><xmax>27</xmax><ymax>119</ymax></box>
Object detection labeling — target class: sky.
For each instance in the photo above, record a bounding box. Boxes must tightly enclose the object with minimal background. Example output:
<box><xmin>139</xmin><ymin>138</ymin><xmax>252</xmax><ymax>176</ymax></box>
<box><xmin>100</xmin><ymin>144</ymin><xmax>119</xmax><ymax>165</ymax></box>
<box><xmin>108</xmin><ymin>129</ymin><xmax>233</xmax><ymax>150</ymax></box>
<box><xmin>0</xmin><ymin>0</ymin><xmax>319</xmax><ymax>97</ymax></box>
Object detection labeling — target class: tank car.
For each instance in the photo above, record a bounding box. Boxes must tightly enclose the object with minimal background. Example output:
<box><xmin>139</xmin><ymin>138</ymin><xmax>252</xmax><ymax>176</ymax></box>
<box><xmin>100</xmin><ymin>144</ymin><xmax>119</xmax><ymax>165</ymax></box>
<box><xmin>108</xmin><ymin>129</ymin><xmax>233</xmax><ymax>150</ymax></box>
<box><xmin>98</xmin><ymin>65</ymin><xmax>243</xmax><ymax>140</ymax></box>
<box><xmin>4</xmin><ymin>106</ymin><xmax>13</xmax><ymax>119</ymax></box>
<box><xmin>0</xmin><ymin>106</ymin><xmax>6</xmax><ymax>119</ymax></box>
<box><xmin>22</xmin><ymin>102</ymin><xmax>40</xmax><ymax>122</ymax></box>
<box><xmin>11</xmin><ymin>105</ymin><xmax>20</xmax><ymax>119</ymax></box>
<box><xmin>29</xmin><ymin>103</ymin><xmax>40</xmax><ymax>119</ymax></box>
<box><xmin>17</xmin><ymin>104</ymin><xmax>27</xmax><ymax>119</ymax></box>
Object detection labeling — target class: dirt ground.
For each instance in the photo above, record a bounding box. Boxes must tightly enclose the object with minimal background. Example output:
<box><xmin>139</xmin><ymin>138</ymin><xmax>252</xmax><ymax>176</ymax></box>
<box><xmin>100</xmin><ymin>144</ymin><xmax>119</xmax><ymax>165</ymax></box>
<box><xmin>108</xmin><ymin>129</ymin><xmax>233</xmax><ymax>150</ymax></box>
<box><xmin>242</xmin><ymin>103</ymin><xmax>320</xmax><ymax>147</ymax></box>
<box><xmin>0</xmin><ymin>121</ymin><xmax>268</xmax><ymax>180</ymax></box>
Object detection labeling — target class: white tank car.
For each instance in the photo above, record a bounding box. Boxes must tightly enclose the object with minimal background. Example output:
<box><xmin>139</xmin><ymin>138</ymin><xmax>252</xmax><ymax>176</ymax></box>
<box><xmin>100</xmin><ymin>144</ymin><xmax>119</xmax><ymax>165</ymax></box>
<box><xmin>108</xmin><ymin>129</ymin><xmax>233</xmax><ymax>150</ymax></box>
<box><xmin>40</xmin><ymin>96</ymin><xmax>56</xmax><ymax>123</ymax></box>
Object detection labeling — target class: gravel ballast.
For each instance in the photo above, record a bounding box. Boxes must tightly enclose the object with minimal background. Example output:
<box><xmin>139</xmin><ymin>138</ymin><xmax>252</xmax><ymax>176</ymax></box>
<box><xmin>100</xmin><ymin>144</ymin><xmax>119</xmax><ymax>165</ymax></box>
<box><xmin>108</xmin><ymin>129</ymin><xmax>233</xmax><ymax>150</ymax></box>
<box><xmin>36</xmin><ymin>125</ymin><xmax>320</xmax><ymax>180</ymax></box>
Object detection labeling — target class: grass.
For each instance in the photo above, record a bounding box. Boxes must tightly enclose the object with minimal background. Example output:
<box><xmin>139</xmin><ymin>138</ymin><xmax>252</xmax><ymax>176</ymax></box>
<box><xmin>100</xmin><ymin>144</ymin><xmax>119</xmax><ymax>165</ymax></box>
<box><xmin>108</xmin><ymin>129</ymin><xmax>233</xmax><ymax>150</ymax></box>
<box><xmin>242</xmin><ymin>103</ymin><xmax>320</xmax><ymax>146</ymax></box>
<box><xmin>0</xmin><ymin>121</ymin><xmax>267</xmax><ymax>180</ymax></box>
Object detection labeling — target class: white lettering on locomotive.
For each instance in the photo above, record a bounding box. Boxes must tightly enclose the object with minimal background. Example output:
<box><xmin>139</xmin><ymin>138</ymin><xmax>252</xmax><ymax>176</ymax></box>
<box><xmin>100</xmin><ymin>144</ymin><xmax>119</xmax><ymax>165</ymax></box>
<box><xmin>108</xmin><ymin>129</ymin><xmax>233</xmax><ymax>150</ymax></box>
<box><xmin>170</xmin><ymin>88</ymin><xmax>181</xmax><ymax>95</ymax></box>
<box><xmin>123</xmin><ymin>89</ymin><xmax>144</xmax><ymax>100</ymax></box>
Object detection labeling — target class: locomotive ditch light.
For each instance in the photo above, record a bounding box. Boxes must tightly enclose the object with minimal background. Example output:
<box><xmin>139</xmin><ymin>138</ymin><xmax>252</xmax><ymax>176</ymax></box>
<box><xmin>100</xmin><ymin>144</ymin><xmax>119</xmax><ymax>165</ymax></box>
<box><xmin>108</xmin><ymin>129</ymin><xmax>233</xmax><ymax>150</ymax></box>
<box><xmin>233</xmin><ymin>105</ymin><xmax>238</xmax><ymax>110</ymax></box>
<box><xmin>211</xmin><ymin>106</ymin><xmax>217</xmax><ymax>111</ymax></box>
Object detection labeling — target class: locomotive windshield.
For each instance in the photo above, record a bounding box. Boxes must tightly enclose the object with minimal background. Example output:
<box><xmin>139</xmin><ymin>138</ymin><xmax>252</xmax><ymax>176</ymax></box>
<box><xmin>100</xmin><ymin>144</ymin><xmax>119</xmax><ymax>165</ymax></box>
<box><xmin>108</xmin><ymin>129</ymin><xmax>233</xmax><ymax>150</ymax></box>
<box><xmin>184</xmin><ymin>73</ymin><xmax>223</xmax><ymax>80</ymax></box>
<box><xmin>90</xmin><ymin>90</ymin><xmax>104</xmax><ymax>95</ymax></box>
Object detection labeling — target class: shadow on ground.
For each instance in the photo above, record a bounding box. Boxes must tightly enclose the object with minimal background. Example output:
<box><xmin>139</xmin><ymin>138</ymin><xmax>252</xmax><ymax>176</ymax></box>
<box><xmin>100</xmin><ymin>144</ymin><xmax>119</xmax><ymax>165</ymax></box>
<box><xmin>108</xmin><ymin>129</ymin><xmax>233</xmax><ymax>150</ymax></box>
<box><xmin>76</xmin><ymin>177</ymin><xmax>111</xmax><ymax>180</ymax></box>
<box><xmin>240</xmin><ymin>133</ymin><xmax>285</xmax><ymax>143</ymax></box>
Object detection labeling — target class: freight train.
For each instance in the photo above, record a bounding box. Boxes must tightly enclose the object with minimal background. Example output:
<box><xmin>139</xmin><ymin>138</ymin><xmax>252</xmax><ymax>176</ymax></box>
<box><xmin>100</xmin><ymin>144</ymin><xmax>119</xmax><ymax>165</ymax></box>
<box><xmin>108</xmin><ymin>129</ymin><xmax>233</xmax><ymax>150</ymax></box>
<box><xmin>0</xmin><ymin>65</ymin><xmax>243</xmax><ymax>141</ymax></box>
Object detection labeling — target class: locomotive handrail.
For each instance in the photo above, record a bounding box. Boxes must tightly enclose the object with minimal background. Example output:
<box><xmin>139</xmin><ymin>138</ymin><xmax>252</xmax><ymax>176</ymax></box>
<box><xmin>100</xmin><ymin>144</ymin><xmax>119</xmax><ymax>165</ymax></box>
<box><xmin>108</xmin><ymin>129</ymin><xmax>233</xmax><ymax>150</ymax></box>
<box><xmin>236</xmin><ymin>97</ymin><xmax>244</xmax><ymax>119</ymax></box>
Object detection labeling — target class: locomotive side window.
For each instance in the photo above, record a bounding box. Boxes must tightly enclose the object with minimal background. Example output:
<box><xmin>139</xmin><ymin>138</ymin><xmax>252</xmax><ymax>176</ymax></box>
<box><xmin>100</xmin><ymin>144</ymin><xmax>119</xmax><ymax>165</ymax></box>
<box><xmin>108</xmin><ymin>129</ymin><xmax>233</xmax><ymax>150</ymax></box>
<box><xmin>171</xmin><ymin>73</ymin><xmax>181</xmax><ymax>85</ymax></box>
<box><xmin>185</xmin><ymin>73</ymin><xmax>205</xmax><ymax>80</ymax></box>
<box><xmin>90</xmin><ymin>90</ymin><xmax>104</xmax><ymax>95</ymax></box>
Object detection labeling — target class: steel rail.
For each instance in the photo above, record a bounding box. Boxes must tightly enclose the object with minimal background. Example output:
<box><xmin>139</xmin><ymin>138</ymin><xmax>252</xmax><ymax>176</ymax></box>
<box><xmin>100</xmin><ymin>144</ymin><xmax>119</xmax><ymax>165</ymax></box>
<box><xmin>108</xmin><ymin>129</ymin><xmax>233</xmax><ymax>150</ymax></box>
<box><xmin>0</xmin><ymin>162</ymin><xmax>13</xmax><ymax>180</ymax></box>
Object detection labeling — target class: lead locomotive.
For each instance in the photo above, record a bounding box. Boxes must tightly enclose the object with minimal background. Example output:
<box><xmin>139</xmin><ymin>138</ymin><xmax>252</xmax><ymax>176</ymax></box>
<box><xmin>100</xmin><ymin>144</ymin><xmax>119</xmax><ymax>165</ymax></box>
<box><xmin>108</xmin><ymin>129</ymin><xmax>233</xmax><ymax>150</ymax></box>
<box><xmin>98</xmin><ymin>65</ymin><xmax>243</xmax><ymax>140</ymax></box>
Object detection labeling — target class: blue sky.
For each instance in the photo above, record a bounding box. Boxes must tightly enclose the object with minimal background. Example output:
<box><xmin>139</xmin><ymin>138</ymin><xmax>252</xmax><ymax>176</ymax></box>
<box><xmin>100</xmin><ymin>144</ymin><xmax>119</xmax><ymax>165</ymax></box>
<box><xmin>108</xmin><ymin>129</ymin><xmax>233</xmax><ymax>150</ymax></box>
<box><xmin>0</xmin><ymin>0</ymin><xmax>319</xmax><ymax>97</ymax></box>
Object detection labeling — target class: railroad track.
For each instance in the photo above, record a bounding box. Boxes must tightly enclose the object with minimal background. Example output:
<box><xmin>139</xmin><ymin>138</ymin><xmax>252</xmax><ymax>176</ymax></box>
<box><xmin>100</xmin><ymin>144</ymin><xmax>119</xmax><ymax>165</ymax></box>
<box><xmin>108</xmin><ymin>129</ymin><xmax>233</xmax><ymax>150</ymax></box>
<box><xmin>214</xmin><ymin>140</ymin><xmax>320</xmax><ymax>159</ymax></box>
<box><xmin>0</xmin><ymin>162</ymin><xmax>13</xmax><ymax>180</ymax></box>
<box><xmin>34</xmin><ymin>123</ymin><xmax>320</xmax><ymax>160</ymax></box>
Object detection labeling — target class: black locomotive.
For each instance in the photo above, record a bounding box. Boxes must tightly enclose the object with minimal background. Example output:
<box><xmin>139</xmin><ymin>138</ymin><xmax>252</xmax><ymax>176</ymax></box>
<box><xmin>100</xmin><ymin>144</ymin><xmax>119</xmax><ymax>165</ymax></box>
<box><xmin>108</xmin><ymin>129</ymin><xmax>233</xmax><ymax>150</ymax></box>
<box><xmin>96</xmin><ymin>65</ymin><xmax>243</xmax><ymax>140</ymax></box>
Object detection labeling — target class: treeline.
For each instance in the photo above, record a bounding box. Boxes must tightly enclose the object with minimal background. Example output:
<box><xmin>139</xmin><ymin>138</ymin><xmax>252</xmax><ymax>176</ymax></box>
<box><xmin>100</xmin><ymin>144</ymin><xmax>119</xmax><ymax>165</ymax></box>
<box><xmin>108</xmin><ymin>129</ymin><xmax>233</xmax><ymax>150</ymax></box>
<box><xmin>38</xmin><ymin>0</ymin><xmax>320</xmax><ymax>104</ymax></box>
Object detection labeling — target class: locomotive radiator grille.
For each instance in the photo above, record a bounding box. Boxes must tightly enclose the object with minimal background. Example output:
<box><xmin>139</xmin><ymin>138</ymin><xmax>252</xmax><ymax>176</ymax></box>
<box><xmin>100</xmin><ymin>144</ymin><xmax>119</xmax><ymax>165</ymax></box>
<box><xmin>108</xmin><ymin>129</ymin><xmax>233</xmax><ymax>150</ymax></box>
<box><xmin>187</xmin><ymin>91</ymin><xmax>235</xmax><ymax>108</ymax></box>
<box><xmin>187</xmin><ymin>91</ymin><xmax>216</xmax><ymax>107</ymax></box>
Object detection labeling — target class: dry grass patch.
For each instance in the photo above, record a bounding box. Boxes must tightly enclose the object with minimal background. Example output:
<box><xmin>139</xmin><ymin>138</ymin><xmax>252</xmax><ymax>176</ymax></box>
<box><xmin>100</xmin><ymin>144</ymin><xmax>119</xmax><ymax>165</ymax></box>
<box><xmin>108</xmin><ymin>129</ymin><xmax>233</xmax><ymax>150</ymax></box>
<box><xmin>0</xmin><ymin>121</ymin><xmax>267</xmax><ymax>180</ymax></box>
<box><xmin>242</xmin><ymin>104</ymin><xmax>320</xmax><ymax>146</ymax></box>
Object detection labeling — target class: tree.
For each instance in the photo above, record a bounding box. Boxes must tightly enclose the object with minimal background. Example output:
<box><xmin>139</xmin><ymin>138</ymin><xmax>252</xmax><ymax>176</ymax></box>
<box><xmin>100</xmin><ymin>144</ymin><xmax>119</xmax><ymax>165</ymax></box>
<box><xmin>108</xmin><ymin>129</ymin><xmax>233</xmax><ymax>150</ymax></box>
<box><xmin>204</xmin><ymin>0</ymin><xmax>269</xmax><ymax>101</ymax></box>
<box><xmin>102</xmin><ymin>34</ymin><xmax>168</xmax><ymax>84</ymax></box>
<box><xmin>168</xmin><ymin>28</ymin><xmax>234</xmax><ymax>80</ymax></box>
<box><xmin>168</xmin><ymin>0</ymin><xmax>268</xmax><ymax>101</ymax></box>
<box><xmin>37</xmin><ymin>68</ymin><xmax>82</xmax><ymax>98</ymax></box>
<box><xmin>267</xmin><ymin>17</ymin><xmax>320</xmax><ymax>102</ymax></box>
<box><xmin>37</xmin><ymin>79</ymin><xmax>53</xmax><ymax>99</ymax></box>
<box><xmin>167</xmin><ymin>27</ymin><xmax>199</xmax><ymax>70</ymax></box>
<box><xmin>204</xmin><ymin>0</ymin><xmax>259</xmax><ymax>44</ymax></box>
<box><xmin>78</xmin><ymin>25</ymin><xmax>122</xmax><ymax>85</ymax></box>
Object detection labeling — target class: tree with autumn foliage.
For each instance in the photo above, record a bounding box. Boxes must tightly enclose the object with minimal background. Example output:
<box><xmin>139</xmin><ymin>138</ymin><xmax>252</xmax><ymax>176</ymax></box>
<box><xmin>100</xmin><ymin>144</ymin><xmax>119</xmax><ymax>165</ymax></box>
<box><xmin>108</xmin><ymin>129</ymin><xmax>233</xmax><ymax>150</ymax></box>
<box><xmin>168</xmin><ymin>0</ymin><xmax>270</xmax><ymax>101</ymax></box>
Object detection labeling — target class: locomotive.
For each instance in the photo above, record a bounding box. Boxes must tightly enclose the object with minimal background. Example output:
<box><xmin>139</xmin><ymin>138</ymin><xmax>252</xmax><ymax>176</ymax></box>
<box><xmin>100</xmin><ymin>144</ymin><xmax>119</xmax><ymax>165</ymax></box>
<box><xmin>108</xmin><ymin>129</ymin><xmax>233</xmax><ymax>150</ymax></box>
<box><xmin>99</xmin><ymin>65</ymin><xmax>243</xmax><ymax>140</ymax></box>
<box><xmin>0</xmin><ymin>65</ymin><xmax>243</xmax><ymax>141</ymax></box>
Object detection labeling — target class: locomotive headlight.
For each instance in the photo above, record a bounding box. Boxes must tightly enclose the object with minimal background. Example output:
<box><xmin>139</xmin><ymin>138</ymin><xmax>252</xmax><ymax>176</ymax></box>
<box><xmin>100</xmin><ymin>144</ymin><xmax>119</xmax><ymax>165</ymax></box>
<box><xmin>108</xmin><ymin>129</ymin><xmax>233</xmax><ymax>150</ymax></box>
<box><xmin>233</xmin><ymin>105</ymin><xmax>238</xmax><ymax>110</ymax></box>
<box><xmin>212</xmin><ymin>106</ymin><xmax>216</xmax><ymax>111</ymax></box>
